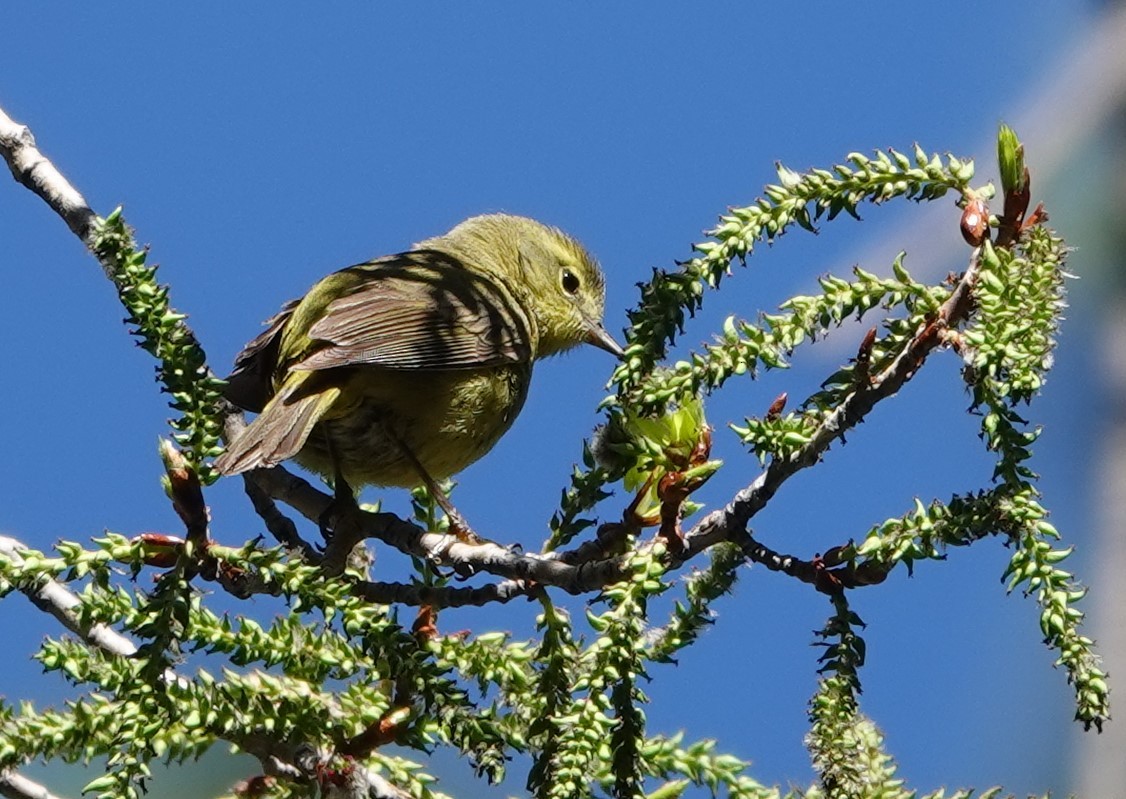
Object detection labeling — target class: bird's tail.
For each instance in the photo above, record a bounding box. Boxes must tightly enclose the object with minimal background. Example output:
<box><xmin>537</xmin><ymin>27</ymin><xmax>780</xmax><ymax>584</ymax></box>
<box><xmin>215</xmin><ymin>378</ymin><xmax>341</xmax><ymax>475</ymax></box>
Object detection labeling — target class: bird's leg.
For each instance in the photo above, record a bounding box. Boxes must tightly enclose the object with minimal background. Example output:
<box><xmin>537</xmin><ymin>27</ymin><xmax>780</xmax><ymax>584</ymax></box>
<box><xmin>418</xmin><ymin>469</ymin><xmax>481</xmax><ymax>546</ymax></box>
<box><xmin>318</xmin><ymin>426</ymin><xmax>362</xmax><ymax>543</ymax></box>
<box><xmin>387</xmin><ymin>431</ymin><xmax>481</xmax><ymax>544</ymax></box>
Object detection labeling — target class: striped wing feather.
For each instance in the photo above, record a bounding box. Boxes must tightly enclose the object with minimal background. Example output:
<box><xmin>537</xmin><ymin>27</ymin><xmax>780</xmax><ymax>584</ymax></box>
<box><xmin>223</xmin><ymin>299</ymin><xmax>299</xmax><ymax>413</ymax></box>
<box><xmin>218</xmin><ymin>252</ymin><xmax>534</xmax><ymax>476</ymax></box>
<box><xmin>296</xmin><ymin>257</ymin><xmax>532</xmax><ymax>372</ymax></box>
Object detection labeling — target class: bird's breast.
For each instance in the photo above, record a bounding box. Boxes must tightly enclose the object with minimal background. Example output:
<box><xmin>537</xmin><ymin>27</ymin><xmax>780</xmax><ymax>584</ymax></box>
<box><xmin>294</xmin><ymin>364</ymin><xmax>532</xmax><ymax>487</ymax></box>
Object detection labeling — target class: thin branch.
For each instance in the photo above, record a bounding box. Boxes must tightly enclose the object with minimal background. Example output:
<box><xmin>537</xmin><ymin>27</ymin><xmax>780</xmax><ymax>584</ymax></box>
<box><xmin>680</xmin><ymin>249</ymin><xmax>983</xmax><ymax>557</ymax></box>
<box><xmin>2</xmin><ymin>100</ymin><xmax>983</xmax><ymax>601</ymax></box>
<box><xmin>0</xmin><ymin>537</ymin><xmax>412</xmax><ymax>797</ymax></box>
<box><xmin>0</xmin><ymin>107</ymin><xmax>97</xmax><ymax>247</ymax></box>
<box><xmin>235</xmin><ymin>739</ymin><xmax>412</xmax><ymax>799</ymax></box>
<box><xmin>0</xmin><ymin>770</ymin><xmax>70</xmax><ymax>799</ymax></box>
<box><xmin>0</xmin><ymin>536</ymin><xmax>137</xmax><ymax>658</ymax></box>
<box><xmin>242</xmin><ymin>476</ymin><xmax>320</xmax><ymax>561</ymax></box>
<box><xmin>245</xmin><ymin>466</ymin><xmax>613</xmax><ymax>591</ymax></box>
<box><xmin>352</xmin><ymin>577</ymin><xmax>530</xmax><ymax>607</ymax></box>
<box><xmin>730</xmin><ymin>530</ymin><xmax>821</xmax><ymax>585</ymax></box>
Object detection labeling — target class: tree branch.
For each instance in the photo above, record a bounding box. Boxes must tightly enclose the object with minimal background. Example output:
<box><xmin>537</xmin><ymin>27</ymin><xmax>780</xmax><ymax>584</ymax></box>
<box><xmin>0</xmin><ymin>536</ymin><xmax>138</xmax><ymax>658</ymax></box>
<box><xmin>0</xmin><ymin>532</ymin><xmax>415</xmax><ymax>798</ymax></box>
<box><xmin>242</xmin><ymin>475</ymin><xmax>320</xmax><ymax>561</ymax></box>
<box><xmin>234</xmin><ymin>739</ymin><xmax>413</xmax><ymax>799</ymax></box>
<box><xmin>1</xmin><ymin>100</ymin><xmax>982</xmax><ymax>601</ymax></box>
<box><xmin>0</xmin><ymin>770</ymin><xmax>70</xmax><ymax>799</ymax></box>
<box><xmin>0</xmin><ymin>107</ymin><xmax>97</xmax><ymax>247</ymax></box>
<box><xmin>681</xmin><ymin>249</ymin><xmax>982</xmax><ymax>558</ymax></box>
<box><xmin>352</xmin><ymin>577</ymin><xmax>530</xmax><ymax>607</ymax></box>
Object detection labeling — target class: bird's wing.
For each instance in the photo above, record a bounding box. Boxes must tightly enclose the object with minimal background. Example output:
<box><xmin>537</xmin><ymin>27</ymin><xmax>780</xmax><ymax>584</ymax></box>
<box><xmin>215</xmin><ymin>376</ymin><xmax>341</xmax><ymax>475</ymax></box>
<box><xmin>295</xmin><ymin>252</ymin><xmax>534</xmax><ymax>372</ymax></box>
<box><xmin>223</xmin><ymin>298</ymin><xmax>300</xmax><ymax>413</ymax></box>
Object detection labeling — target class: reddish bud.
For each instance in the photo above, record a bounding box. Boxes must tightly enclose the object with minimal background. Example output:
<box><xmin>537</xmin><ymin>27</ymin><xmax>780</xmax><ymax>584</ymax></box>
<box><xmin>960</xmin><ymin>197</ymin><xmax>989</xmax><ymax>246</ymax></box>
<box><xmin>855</xmin><ymin>327</ymin><xmax>877</xmax><ymax>385</ymax></box>
<box><xmin>159</xmin><ymin>440</ymin><xmax>209</xmax><ymax>540</ymax></box>
<box><xmin>1023</xmin><ymin>201</ymin><xmax>1049</xmax><ymax>230</ymax></box>
<box><xmin>412</xmin><ymin>605</ymin><xmax>439</xmax><ymax>640</ymax></box>
<box><xmin>133</xmin><ymin>533</ymin><xmax>185</xmax><ymax>568</ymax></box>
<box><xmin>690</xmin><ymin>425</ymin><xmax>713</xmax><ymax>465</ymax></box>
<box><xmin>233</xmin><ymin>775</ymin><xmax>277</xmax><ymax>798</ymax></box>
<box><xmin>765</xmin><ymin>392</ymin><xmax>788</xmax><ymax>420</ymax></box>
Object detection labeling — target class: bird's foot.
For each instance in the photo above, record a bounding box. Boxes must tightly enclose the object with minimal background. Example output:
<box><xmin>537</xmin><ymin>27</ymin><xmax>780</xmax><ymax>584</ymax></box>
<box><xmin>445</xmin><ymin>507</ymin><xmax>483</xmax><ymax>546</ymax></box>
<box><xmin>319</xmin><ymin>475</ymin><xmax>362</xmax><ymax>543</ymax></box>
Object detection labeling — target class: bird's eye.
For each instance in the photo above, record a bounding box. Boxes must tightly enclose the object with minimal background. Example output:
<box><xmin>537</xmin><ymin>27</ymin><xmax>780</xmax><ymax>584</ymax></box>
<box><xmin>560</xmin><ymin>268</ymin><xmax>581</xmax><ymax>296</ymax></box>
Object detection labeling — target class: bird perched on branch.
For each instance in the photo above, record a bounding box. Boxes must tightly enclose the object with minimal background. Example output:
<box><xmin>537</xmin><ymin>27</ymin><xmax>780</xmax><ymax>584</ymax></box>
<box><xmin>216</xmin><ymin>214</ymin><xmax>622</xmax><ymax>530</ymax></box>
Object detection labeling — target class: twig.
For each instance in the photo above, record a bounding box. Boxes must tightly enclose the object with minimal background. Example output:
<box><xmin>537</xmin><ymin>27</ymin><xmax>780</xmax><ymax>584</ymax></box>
<box><xmin>1</xmin><ymin>530</ymin><xmax>412</xmax><ymax>797</ymax></box>
<box><xmin>729</xmin><ymin>530</ymin><xmax>819</xmax><ymax>584</ymax></box>
<box><xmin>245</xmin><ymin>467</ymin><xmax>613</xmax><ymax>590</ymax></box>
<box><xmin>352</xmin><ymin>577</ymin><xmax>530</xmax><ymax>607</ymax></box>
<box><xmin>2</xmin><ymin>100</ymin><xmax>982</xmax><ymax>600</ymax></box>
<box><xmin>0</xmin><ymin>770</ymin><xmax>70</xmax><ymax>799</ymax></box>
<box><xmin>0</xmin><ymin>536</ymin><xmax>137</xmax><ymax>658</ymax></box>
<box><xmin>0</xmin><ymin>107</ymin><xmax>96</xmax><ymax>247</ymax></box>
<box><xmin>727</xmin><ymin>529</ymin><xmax>888</xmax><ymax>594</ymax></box>
<box><xmin>242</xmin><ymin>476</ymin><xmax>319</xmax><ymax>561</ymax></box>
<box><xmin>681</xmin><ymin>249</ymin><xmax>984</xmax><ymax>557</ymax></box>
<box><xmin>235</xmin><ymin>739</ymin><xmax>412</xmax><ymax>799</ymax></box>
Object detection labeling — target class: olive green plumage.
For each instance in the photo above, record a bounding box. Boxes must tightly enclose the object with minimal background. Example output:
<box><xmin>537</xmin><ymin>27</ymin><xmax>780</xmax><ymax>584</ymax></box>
<box><xmin>216</xmin><ymin>214</ymin><xmax>621</xmax><ymax>488</ymax></box>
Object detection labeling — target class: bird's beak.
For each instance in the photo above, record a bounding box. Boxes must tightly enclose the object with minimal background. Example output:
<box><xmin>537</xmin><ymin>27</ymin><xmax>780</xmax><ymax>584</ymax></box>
<box><xmin>583</xmin><ymin>320</ymin><xmax>625</xmax><ymax>358</ymax></box>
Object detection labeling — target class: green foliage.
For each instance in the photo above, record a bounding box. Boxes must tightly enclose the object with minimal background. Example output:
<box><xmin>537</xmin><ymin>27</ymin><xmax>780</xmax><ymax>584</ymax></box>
<box><xmin>547</xmin><ymin>442</ymin><xmax>619</xmax><ymax>550</ymax></box>
<box><xmin>528</xmin><ymin>545</ymin><xmax>670</xmax><ymax>799</ymax></box>
<box><xmin>611</xmin><ymin>146</ymin><xmax>974</xmax><ymax>408</ymax></box>
<box><xmin>525</xmin><ymin>597</ymin><xmax>583</xmax><ymax>796</ymax></box>
<box><xmin>645</xmin><ymin>542</ymin><xmax>744</xmax><ymax>664</ymax></box>
<box><xmin>92</xmin><ymin>209</ymin><xmax>226</xmax><ymax>484</ymax></box>
<box><xmin>997</xmin><ymin>123</ymin><xmax>1026</xmax><ymax>196</ymax></box>
<box><xmin>650</xmin><ymin>255</ymin><xmax>945</xmax><ymax>412</ymax></box>
<box><xmin>1</xmin><ymin>127</ymin><xmax>1102</xmax><ymax>799</ymax></box>
<box><xmin>807</xmin><ymin>596</ymin><xmax>908</xmax><ymax>799</ymax></box>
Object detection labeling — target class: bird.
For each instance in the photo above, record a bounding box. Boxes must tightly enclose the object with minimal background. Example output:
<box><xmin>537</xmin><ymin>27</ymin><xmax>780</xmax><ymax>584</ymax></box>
<box><xmin>215</xmin><ymin>214</ymin><xmax>622</xmax><ymax>531</ymax></box>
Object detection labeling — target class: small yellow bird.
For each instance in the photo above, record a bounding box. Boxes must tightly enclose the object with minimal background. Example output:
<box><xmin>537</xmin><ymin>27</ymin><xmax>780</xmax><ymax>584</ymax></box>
<box><xmin>216</xmin><ymin>214</ymin><xmax>621</xmax><ymax>513</ymax></box>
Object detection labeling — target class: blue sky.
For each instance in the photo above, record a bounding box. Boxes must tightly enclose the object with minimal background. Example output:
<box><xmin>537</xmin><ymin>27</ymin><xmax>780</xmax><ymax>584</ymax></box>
<box><xmin>0</xmin><ymin>4</ymin><xmax>1116</xmax><ymax>797</ymax></box>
